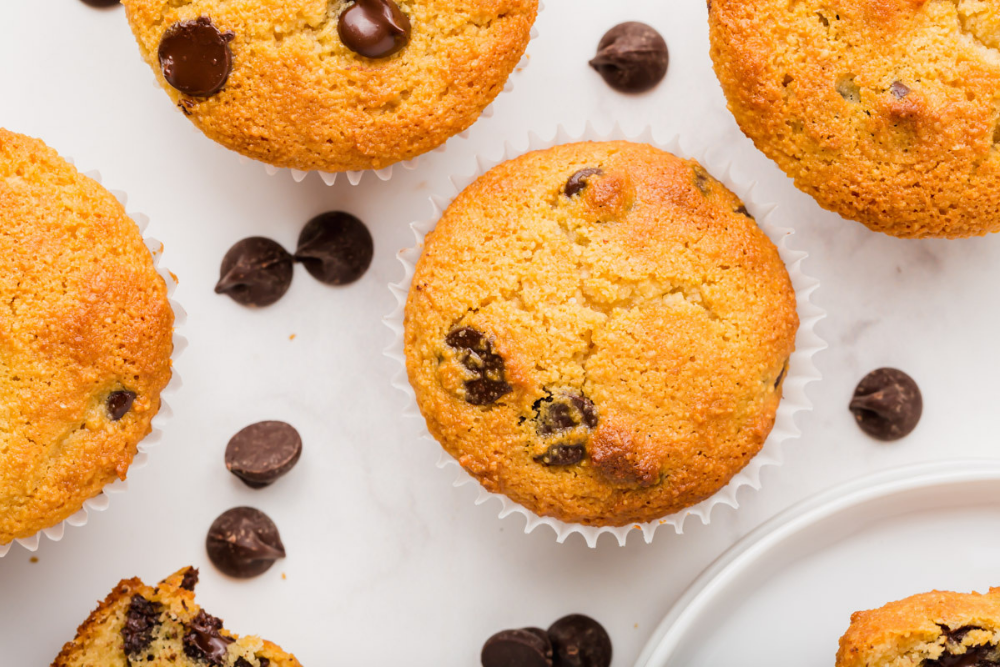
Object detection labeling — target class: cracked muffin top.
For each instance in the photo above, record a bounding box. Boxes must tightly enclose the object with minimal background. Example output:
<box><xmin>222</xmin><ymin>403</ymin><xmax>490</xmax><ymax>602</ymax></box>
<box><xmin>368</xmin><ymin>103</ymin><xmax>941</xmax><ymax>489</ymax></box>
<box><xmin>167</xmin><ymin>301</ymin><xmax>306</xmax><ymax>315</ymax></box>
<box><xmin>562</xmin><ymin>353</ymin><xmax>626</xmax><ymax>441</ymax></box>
<box><xmin>710</xmin><ymin>0</ymin><xmax>1000</xmax><ymax>238</ymax></box>
<box><xmin>837</xmin><ymin>587</ymin><xmax>1000</xmax><ymax>667</ymax></box>
<box><xmin>121</xmin><ymin>0</ymin><xmax>538</xmax><ymax>173</ymax></box>
<box><xmin>403</xmin><ymin>141</ymin><xmax>798</xmax><ymax>527</ymax></box>
<box><xmin>0</xmin><ymin>129</ymin><xmax>174</xmax><ymax>545</ymax></box>
<box><xmin>53</xmin><ymin>567</ymin><xmax>301</xmax><ymax>667</ymax></box>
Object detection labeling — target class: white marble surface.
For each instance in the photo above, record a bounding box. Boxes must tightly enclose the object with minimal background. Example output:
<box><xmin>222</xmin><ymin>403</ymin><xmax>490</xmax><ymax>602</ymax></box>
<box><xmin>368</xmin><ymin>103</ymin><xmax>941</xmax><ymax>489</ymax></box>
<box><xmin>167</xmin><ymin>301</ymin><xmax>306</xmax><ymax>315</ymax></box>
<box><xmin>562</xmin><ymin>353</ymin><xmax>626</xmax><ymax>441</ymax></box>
<box><xmin>1</xmin><ymin>1</ymin><xmax>998</xmax><ymax>665</ymax></box>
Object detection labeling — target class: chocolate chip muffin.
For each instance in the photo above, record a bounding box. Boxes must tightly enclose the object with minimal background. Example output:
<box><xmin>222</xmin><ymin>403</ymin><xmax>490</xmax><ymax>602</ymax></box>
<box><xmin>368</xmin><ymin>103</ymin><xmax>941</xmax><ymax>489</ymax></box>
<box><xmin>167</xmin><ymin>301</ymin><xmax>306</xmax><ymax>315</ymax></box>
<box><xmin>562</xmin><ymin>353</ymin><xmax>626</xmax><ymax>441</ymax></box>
<box><xmin>403</xmin><ymin>141</ymin><xmax>798</xmax><ymax>527</ymax></box>
<box><xmin>837</xmin><ymin>588</ymin><xmax>1000</xmax><ymax>666</ymax></box>
<box><xmin>53</xmin><ymin>567</ymin><xmax>301</xmax><ymax>666</ymax></box>
<box><xmin>710</xmin><ymin>0</ymin><xmax>1000</xmax><ymax>238</ymax></box>
<box><xmin>122</xmin><ymin>0</ymin><xmax>538</xmax><ymax>173</ymax></box>
<box><xmin>0</xmin><ymin>129</ymin><xmax>174</xmax><ymax>546</ymax></box>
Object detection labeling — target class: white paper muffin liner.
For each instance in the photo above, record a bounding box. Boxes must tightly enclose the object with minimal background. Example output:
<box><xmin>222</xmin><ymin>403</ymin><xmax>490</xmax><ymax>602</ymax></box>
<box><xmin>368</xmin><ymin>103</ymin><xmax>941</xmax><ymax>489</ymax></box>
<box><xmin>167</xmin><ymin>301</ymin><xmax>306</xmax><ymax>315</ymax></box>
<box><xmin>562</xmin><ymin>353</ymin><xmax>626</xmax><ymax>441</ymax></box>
<box><xmin>385</xmin><ymin>124</ymin><xmax>826</xmax><ymax>547</ymax></box>
<box><xmin>0</xmin><ymin>165</ymin><xmax>187</xmax><ymax>558</ymax></box>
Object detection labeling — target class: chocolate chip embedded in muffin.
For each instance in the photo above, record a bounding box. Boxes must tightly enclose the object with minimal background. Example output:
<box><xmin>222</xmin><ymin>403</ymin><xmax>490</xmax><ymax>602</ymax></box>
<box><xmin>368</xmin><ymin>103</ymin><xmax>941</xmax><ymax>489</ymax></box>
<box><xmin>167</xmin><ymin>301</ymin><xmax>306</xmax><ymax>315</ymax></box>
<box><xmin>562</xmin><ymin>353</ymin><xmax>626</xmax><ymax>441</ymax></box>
<box><xmin>444</xmin><ymin>327</ymin><xmax>512</xmax><ymax>406</ymax></box>
<box><xmin>849</xmin><ymin>368</ymin><xmax>922</xmax><ymax>441</ymax></box>
<box><xmin>338</xmin><ymin>0</ymin><xmax>412</xmax><ymax>59</ymax></box>
<box><xmin>179</xmin><ymin>567</ymin><xmax>199</xmax><ymax>591</ymax></box>
<box><xmin>183</xmin><ymin>610</ymin><xmax>234</xmax><ymax>666</ymax></box>
<box><xmin>535</xmin><ymin>391</ymin><xmax>598</xmax><ymax>436</ymax></box>
<box><xmin>205</xmin><ymin>507</ymin><xmax>286</xmax><ymax>579</ymax></box>
<box><xmin>225</xmin><ymin>421</ymin><xmax>303</xmax><ymax>488</ymax></box>
<box><xmin>534</xmin><ymin>444</ymin><xmax>586</xmax><ymax>467</ymax></box>
<box><xmin>294</xmin><ymin>212</ymin><xmax>374</xmax><ymax>286</ymax></box>
<box><xmin>107</xmin><ymin>390</ymin><xmax>137</xmax><ymax>421</ymax></box>
<box><xmin>481</xmin><ymin>628</ymin><xmax>553</xmax><ymax>667</ymax></box>
<box><xmin>158</xmin><ymin>17</ymin><xmax>234</xmax><ymax>97</ymax></box>
<box><xmin>121</xmin><ymin>595</ymin><xmax>162</xmax><ymax>657</ymax></box>
<box><xmin>215</xmin><ymin>237</ymin><xmax>294</xmax><ymax>308</ymax></box>
<box><xmin>547</xmin><ymin>615</ymin><xmax>613</xmax><ymax>667</ymax></box>
<box><xmin>589</xmin><ymin>22</ymin><xmax>669</xmax><ymax>93</ymax></box>
<box><xmin>564</xmin><ymin>168</ymin><xmax>603</xmax><ymax>198</ymax></box>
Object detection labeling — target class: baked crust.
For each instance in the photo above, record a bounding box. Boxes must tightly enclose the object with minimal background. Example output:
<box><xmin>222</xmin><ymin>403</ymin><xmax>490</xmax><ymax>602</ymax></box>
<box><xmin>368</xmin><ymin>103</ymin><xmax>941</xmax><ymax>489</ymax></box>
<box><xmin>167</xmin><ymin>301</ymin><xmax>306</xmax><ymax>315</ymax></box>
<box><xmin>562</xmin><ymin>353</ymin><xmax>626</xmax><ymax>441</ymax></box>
<box><xmin>403</xmin><ymin>141</ymin><xmax>798</xmax><ymax>526</ymax></box>
<box><xmin>122</xmin><ymin>0</ymin><xmax>538</xmax><ymax>172</ymax></box>
<box><xmin>710</xmin><ymin>0</ymin><xmax>1000</xmax><ymax>238</ymax></box>
<box><xmin>0</xmin><ymin>129</ymin><xmax>174</xmax><ymax>544</ymax></box>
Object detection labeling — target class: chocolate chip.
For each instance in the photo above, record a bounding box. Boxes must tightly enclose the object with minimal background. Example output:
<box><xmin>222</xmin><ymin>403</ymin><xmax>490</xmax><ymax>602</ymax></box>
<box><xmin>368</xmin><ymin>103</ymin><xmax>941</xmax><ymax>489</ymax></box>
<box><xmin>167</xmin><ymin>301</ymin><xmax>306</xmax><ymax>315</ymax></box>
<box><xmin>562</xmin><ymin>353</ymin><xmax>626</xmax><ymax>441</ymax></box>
<box><xmin>535</xmin><ymin>392</ymin><xmax>598</xmax><ymax>436</ymax></box>
<box><xmin>225</xmin><ymin>421</ymin><xmax>303</xmax><ymax>488</ymax></box>
<box><xmin>481</xmin><ymin>628</ymin><xmax>553</xmax><ymax>667</ymax></box>
<box><xmin>445</xmin><ymin>327</ymin><xmax>512</xmax><ymax>406</ymax></box>
<box><xmin>890</xmin><ymin>81</ymin><xmax>910</xmax><ymax>99</ymax></box>
<box><xmin>107</xmin><ymin>390</ymin><xmax>136</xmax><ymax>421</ymax></box>
<box><xmin>294</xmin><ymin>212</ymin><xmax>373</xmax><ymax>286</ymax></box>
<box><xmin>693</xmin><ymin>167</ymin><xmax>712</xmax><ymax>195</ymax></box>
<box><xmin>534</xmin><ymin>444</ymin><xmax>586</xmax><ymax>467</ymax></box>
<box><xmin>215</xmin><ymin>237</ymin><xmax>294</xmax><ymax>307</ymax></box>
<box><xmin>547</xmin><ymin>615</ymin><xmax>612</xmax><ymax>667</ymax></box>
<box><xmin>206</xmin><ymin>507</ymin><xmax>286</xmax><ymax>579</ymax></box>
<box><xmin>183</xmin><ymin>610</ymin><xmax>234</xmax><ymax>666</ymax></box>
<box><xmin>849</xmin><ymin>368</ymin><xmax>922</xmax><ymax>441</ymax></box>
<box><xmin>80</xmin><ymin>0</ymin><xmax>120</xmax><ymax>7</ymax></box>
<box><xmin>923</xmin><ymin>643</ymin><xmax>1000</xmax><ymax>667</ymax></box>
<box><xmin>121</xmin><ymin>595</ymin><xmax>162</xmax><ymax>656</ymax></box>
<box><xmin>734</xmin><ymin>204</ymin><xmax>755</xmax><ymax>219</ymax></box>
<box><xmin>338</xmin><ymin>0</ymin><xmax>411</xmax><ymax>59</ymax></box>
<box><xmin>158</xmin><ymin>17</ymin><xmax>234</xmax><ymax>97</ymax></box>
<box><xmin>235</xmin><ymin>659</ymin><xmax>271</xmax><ymax>667</ymax></box>
<box><xmin>589</xmin><ymin>22</ymin><xmax>669</xmax><ymax>94</ymax></box>
<box><xmin>944</xmin><ymin>625</ymin><xmax>981</xmax><ymax>644</ymax></box>
<box><xmin>179</xmin><ymin>567</ymin><xmax>199</xmax><ymax>591</ymax></box>
<box><xmin>775</xmin><ymin>360</ymin><xmax>788</xmax><ymax>389</ymax></box>
<box><xmin>564</xmin><ymin>168</ymin><xmax>603</xmax><ymax>198</ymax></box>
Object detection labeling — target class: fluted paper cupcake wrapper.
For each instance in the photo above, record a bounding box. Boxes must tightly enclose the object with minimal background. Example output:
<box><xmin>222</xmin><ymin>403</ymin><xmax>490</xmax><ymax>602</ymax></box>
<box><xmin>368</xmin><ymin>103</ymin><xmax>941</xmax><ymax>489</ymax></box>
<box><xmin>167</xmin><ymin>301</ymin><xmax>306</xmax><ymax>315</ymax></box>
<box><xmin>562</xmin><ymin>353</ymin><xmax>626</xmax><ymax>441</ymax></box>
<box><xmin>0</xmin><ymin>165</ymin><xmax>187</xmax><ymax>557</ymax></box>
<box><xmin>384</xmin><ymin>123</ymin><xmax>827</xmax><ymax>548</ymax></box>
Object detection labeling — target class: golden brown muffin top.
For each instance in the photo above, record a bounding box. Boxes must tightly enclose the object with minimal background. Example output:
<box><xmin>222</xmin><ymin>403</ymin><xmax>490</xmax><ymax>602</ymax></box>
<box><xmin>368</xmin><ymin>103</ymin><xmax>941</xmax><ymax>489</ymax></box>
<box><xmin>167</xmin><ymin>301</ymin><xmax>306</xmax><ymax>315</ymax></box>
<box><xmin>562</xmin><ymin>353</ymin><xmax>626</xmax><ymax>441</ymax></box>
<box><xmin>122</xmin><ymin>0</ymin><xmax>538</xmax><ymax>172</ymax></box>
<box><xmin>53</xmin><ymin>567</ymin><xmax>302</xmax><ymax>667</ymax></box>
<box><xmin>404</xmin><ymin>141</ymin><xmax>798</xmax><ymax>527</ymax></box>
<box><xmin>837</xmin><ymin>588</ymin><xmax>1000</xmax><ymax>666</ymax></box>
<box><xmin>710</xmin><ymin>0</ymin><xmax>1000</xmax><ymax>238</ymax></box>
<box><xmin>0</xmin><ymin>129</ymin><xmax>174</xmax><ymax>545</ymax></box>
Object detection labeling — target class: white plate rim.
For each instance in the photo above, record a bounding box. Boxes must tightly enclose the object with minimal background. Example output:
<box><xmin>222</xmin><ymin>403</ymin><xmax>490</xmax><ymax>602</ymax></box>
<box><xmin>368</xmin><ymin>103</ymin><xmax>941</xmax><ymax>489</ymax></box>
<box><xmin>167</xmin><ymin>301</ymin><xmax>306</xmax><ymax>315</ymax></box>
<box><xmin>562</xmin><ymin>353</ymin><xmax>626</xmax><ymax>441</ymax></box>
<box><xmin>633</xmin><ymin>459</ymin><xmax>1000</xmax><ymax>667</ymax></box>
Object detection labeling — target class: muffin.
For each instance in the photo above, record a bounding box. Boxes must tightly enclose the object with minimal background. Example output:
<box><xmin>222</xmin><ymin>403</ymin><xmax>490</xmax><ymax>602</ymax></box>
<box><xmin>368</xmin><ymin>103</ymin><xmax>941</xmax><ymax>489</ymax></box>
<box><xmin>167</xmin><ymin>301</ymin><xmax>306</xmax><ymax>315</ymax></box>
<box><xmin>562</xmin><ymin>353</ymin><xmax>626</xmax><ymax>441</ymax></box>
<box><xmin>403</xmin><ymin>141</ymin><xmax>798</xmax><ymax>527</ymax></box>
<box><xmin>53</xmin><ymin>567</ymin><xmax>301</xmax><ymax>666</ymax></box>
<box><xmin>709</xmin><ymin>0</ymin><xmax>1000</xmax><ymax>239</ymax></box>
<box><xmin>122</xmin><ymin>0</ymin><xmax>538</xmax><ymax>173</ymax></box>
<box><xmin>837</xmin><ymin>587</ymin><xmax>1000</xmax><ymax>666</ymax></box>
<box><xmin>0</xmin><ymin>129</ymin><xmax>174</xmax><ymax>546</ymax></box>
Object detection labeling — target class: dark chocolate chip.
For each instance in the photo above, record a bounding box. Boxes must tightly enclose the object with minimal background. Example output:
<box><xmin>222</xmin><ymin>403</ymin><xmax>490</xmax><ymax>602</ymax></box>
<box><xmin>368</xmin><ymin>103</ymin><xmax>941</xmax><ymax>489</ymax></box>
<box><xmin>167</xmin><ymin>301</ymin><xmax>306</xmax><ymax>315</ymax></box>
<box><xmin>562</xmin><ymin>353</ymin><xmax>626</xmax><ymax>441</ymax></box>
<box><xmin>589</xmin><ymin>22</ymin><xmax>669</xmax><ymax>94</ymax></box>
<box><xmin>923</xmin><ymin>643</ymin><xmax>1000</xmax><ymax>667</ymax></box>
<box><xmin>536</xmin><ymin>392</ymin><xmax>598</xmax><ymax>436</ymax></box>
<box><xmin>338</xmin><ymin>0</ymin><xmax>411</xmax><ymax>59</ymax></box>
<box><xmin>945</xmin><ymin>626</ymin><xmax>981</xmax><ymax>644</ymax></box>
<box><xmin>294</xmin><ymin>212</ymin><xmax>373</xmax><ymax>286</ymax></box>
<box><xmin>121</xmin><ymin>595</ymin><xmax>162</xmax><ymax>656</ymax></box>
<box><xmin>158</xmin><ymin>17</ymin><xmax>234</xmax><ymax>97</ymax></box>
<box><xmin>446</xmin><ymin>327</ymin><xmax>512</xmax><ymax>406</ymax></box>
<box><xmin>734</xmin><ymin>204</ymin><xmax>755</xmax><ymax>219</ymax></box>
<box><xmin>183</xmin><ymin>610</ymin><xmax>233</xmax><ymax>666</ymax></box>
<box><xmin>890</xmin><ymin>81</ymin><xmax>911</xmax><ymax>99</ymax></box>
<box><xmin>547</xmin><ymin>615</ymin><xmax>613</xmax><ymax>667</ymax></box>
<box><xmin>564</xmin><ymin>168</ymin><xmax>603</xmax><ymax>198</ymax></box>
<box><xmin>179</xmin><ymin>567</ymin><xmax>199</xmax><ymax>591</ymax></box>
<box><xmin>80</xmin><ymin>0</ymin><xmax>120</xmax><ymax>7</ymax></box>
<box><xmin>481</xmin><ymin>628</ymin><xmax>553</xmax><ymax>667</ymax></box>
<box><xmin>107</xmin><ymin>390</ymin><xmax>137</xmax><ymax>421</ymax></box>
<box><xmin>534</xmin><ymin>444</ymin><xmax>587</xmax><ymax>467</ymax></box>
<box><xmin>206</xmin><ymin>507</ymin><xmax>286</xmax><ymax>579</ymax></box>
<box><xmin>774</xmin><ymin>361</ymin><xmax>788</xmax><ymax>389</ymax></box>
<box><xmin>225</xmin><ymin>421</ymin><xmax>303</xmax><ymax>488</ymax></box>
<box><xmin>215</xmin><ymin>237</ymin><xmax>294</xmax><ymax>307</ymax></box>
<box><xmin>849</xmin><ymin>368</ymin><xmax>922</xmax><ymax>441</ymax></box>
<box><xmin>693</xmin><ymin>167</ymin><xmax>712</xmax><ymax>195</ymax></box>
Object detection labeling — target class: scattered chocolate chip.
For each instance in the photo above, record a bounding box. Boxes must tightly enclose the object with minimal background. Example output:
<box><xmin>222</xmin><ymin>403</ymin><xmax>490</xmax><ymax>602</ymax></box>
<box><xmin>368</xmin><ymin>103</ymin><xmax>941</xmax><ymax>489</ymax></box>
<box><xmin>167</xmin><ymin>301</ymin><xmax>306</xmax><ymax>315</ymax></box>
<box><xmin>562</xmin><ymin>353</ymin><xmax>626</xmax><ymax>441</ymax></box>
<box><xmin>215</xmin><ymin>237</ymin><xmax>294</xmax><ymax>307</ymax></box>
<box><xmin>564</xmin><ymin>168</ymin><xmax>603</xmax><ymax>198</ymax></box>
<box><xmin>338</xmin><ymin>0</ymin><xmax>411</xmax><ymax>59</ymax></box>
<box><xmin>179</xmin><ymin>567</ymin><xmax>199</xmax><ymax>591</ymax></box>
<box><xmin>589</xmin><ymin>22</ymin><xmax>669</xmax><ymax>93</ymax></box>
<box><xmin>445</xmin><ymin>327</ymin><xmax>512</xmax><ymax>406</ymax></box>
<box><xmin>206</xmin><ymin>507</ymin><xmax>286</xmax><ymax>579</ymax></box>
<box><xmin>849</xmin><ymin>368</ymin><xmax>922</xmax><ymax>441</ymax></box>
<box><xmin>481</xmin><ymin>628</ymin><xmax>553</xmax><ymax>667</ymax></box>
<box><xmin>121</xmin><ymin>595</ymin><xmax>162</xmax><ymax>656</ymax></box>
<box><xmin>923</xmin><ymin>643</ymin><xmax>999</xmax><ymax>667</ymax></box>
<box><xmin>889</xmin><ymin>81</ymin><xmax>910</xmax><ymax>99</ymax></box>
<box><xmin>225</xmin><ymin>421</ymin><xmax>303</xmax><ymax>488</ymax></box>
<box><xmin>107</xmin><ymin>390</ymin><xmax>137</xmax><ymax>421</ymax></box>
<box><xmin>158</xmin><ymin>17</ymin><xmax>234</xmax><ymax>97</ymax></box>
<box><xmin>534</xmin><ymin>444</ymin><xmax>587</xmax><ymax>467</ymax></box>
<box><xmin>80</xmin><ymin>0</ymin><xmax>120</xmax><ymax>7</ymax></box>
<box><xmin>183</xmin><ymin>610</ymin><xmax>233</xmax><ymax>666</ymax></box>
<box><xmin>547</xmin><ymin>615</ymin><xmax>613</xmax><ymax>667</ymax></box>
<box><xmin>536</xmin><ymin>392</ymin><xmax>598</xmax><ymax>436</ymax></box>
<box><xmin>294</xmin><ymin>212</ymin><xmax>373</xmax><ymax>286</ymax></box>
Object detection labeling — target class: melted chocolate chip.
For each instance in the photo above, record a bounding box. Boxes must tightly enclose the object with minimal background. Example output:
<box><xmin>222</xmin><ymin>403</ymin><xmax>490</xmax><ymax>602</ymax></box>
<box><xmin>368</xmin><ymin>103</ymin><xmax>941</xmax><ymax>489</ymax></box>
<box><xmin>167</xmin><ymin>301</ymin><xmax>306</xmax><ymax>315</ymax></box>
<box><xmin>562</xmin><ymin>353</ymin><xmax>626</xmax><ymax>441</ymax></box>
<box><xmin>225</xmin><ymin>421</ymin><xmax>303</xmax><ymax>488</ymax></box>
<box><xmin>107</xmin><ymin>390</ymin><xmax>136</xmax><ymax>421</ymax></box>
<box><xmin>564</xmin><ymin>168</ymin><xmax>603</xmax><ymax>198</ymax></box>
<box><xmin>535</xmin><ymin>392</ymin><xmax>598</xmax><ymax>436</ymax></box>
<box><xmin>923</xmin><ymin>643</ymin><xmax>1000</xmax><ymax>667</ymax></box>
<box><xmin>294</xmin><ymin>212</ymin><xmax>373</xmax><ymax>286</ymax></box>
<box><xmin>338</xmin><ymin>0</ymin><xmax>411</xmax><ymax>59</ymax></box>
<box><xmin>481</xmin><ymin>628</ymin><xmax>553</xmax><ymax>667</ymax></box>
<box><xmin>121</xmin><ymin>595</ymin><xmax>162</xmax><ymax>656</ymax></box>
<box><xmin>80</xmin><ymin>0</ymin><xmax>120</xmax><ymax>7</ymax></box>
<box><xmin>946</xmin><ymin>626</ymin><xmax>982</xmax><ymax>644</ymax></box>
<box><xmin>179</xmin><ymin>567</ymin><xmax>199</xmax><ymax>591</ymax></box>
<box><xmin>547</xmin><ymin>615</ymin><xmax>613</xmax><ymax>667</ymax></box>
<box><xmin>183</xmin><ymin>610</ymin><xmax>234</xmax><ymax>666</ymax></box>
<box><xmin>589</xmin><ymin>22</ymin><xmax>669</xmax><ymax>94</ymax></box>
<box><xmin>158</xmin><ymin>17</ymin><xmax>234</xmax><ymax>97</ymax></box>
<box><xmin>849</xmin><ymin>368</ymin><xmax>922</xmax><ymax>441</ymax></box>
<box><xmin>215</xmin><ymin>237</ymin><xmax>294</xmax><ymax>307</ymax></box>
<box><xmin>890</xmin><ymin>81</ymin><xmax>911</xmax><ymax>99</ymax></box>
<box><xmin>534</xmin><ymin>444</ymin><xmax>587</xmax><ymax>467</ymax></box>
<box><xmin>446</xmin><ymin>327</ymin><xmax>512</xmax><ymax>406</ymax></box>
<box><xmin>206</xmin><ymin>507</ymin><xmax>286</xmax><ymax>579</ymax></box>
